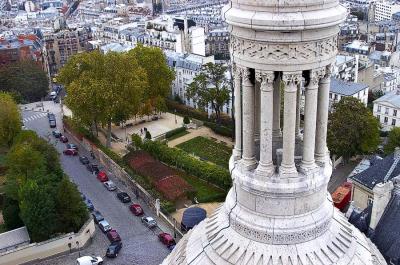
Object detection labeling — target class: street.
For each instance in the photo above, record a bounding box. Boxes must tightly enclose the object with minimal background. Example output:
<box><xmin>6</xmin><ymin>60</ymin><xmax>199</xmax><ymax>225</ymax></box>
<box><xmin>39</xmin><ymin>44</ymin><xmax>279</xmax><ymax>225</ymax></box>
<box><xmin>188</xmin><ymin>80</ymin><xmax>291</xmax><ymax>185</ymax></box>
<box><xmin>21</xmin><ymin>102</ymin><xmax>171</xmax><ymax>265</ymax></box>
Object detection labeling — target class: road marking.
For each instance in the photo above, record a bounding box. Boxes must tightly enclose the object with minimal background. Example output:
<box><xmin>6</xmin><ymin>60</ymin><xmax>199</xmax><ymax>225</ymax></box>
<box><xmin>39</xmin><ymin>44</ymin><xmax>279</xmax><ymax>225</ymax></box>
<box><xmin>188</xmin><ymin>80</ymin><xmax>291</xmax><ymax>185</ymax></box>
<box><xmin>23</xmin><ymin>112</ymin><xmax>47</xmax><ymax>123</ymax></box>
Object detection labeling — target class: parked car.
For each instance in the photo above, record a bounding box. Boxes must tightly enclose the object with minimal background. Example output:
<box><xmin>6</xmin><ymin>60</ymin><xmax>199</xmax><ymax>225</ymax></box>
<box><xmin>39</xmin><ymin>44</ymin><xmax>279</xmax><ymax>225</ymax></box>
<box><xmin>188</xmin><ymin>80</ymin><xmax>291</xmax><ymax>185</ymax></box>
<box><xmin>158</xmin><ymin>232</ymin><xmax>176</xmax><ymax>247</ymax></box>
<box><xmin>141</xmin><ymin>216</ymin><xmax>157</xmax><ymax>228</ymax></box>
<box><xmin>63</xmin><ymin>148</ymin><xmax>78</xmax><ymax>156</ymax></box>
<box><xmin>84</xmin><ymin>199</ymin><xmax>94</xmax><ymax>211</ymax></box>
<box><xmin>106</xmin><ymin>229</ymin><xmax>121</xmax><ymax>243</ymax></box>
<box><xmin>104</xmin><ymin>181</ymin><xmax>117</xmax><ymax>191</ymax></box>
<box><xmin>47</xmin><ymin>112</ymin><xmax>55</xmax><ymax>119</ymax></box>
<box><xmin>87</xmin><ymin>164</ymin><xmax>100</xmax><ymax>174</ymax></box>
<box><xmin>106</xmin><ymin>241</ymin><xmax>122</xmax><ymax>258</ymax></box>
<box><xmin>117</xmin><ymin>192</ymin><xmax>131</xmax><ymax>203</ymax></box>
<box><xmin>52</xmin><ymin>130</ymin><xmax>62</xmax><ymax>138</ymax></box>
<box><xmin>66</xmin><ymin>143</ymin><xmax>78</xmax><ymax>150</ymax></box>
<box><xmin>76</xmin><ymin>256</ymin><xmax>103</xmax><ymax>265</ymax></box>
<box><xmin>97</xmin><ymin>171</ymin><xmax>109</xmax><ymax>182</ymax></box>
<box><xmin>98</xmin><ymin>220</ymin><xmax>112</xmax><ymax>233</ymax></box>
<box><xmin>129</xmin><ymin>204</ymin><xmax>144</xmax><ymax>216</ymax></box>
<box><xmin>60</xmin><ymin>135</ymin><xmax>68</xmax><ymax>143</ymax></box>
<box><xmin>49</xmin><ymin>120</ymin><xmax>56</xmax><ymax>128</ymax></box>
<box><xmin>91</xmin><ymin>211</ymin><xmax>104</xmax><ymax>224</ymax></box>
<box><xmin>79</xmin><ymin>156</ymin><xmax>90</xmax><ymax>165</ymax></box>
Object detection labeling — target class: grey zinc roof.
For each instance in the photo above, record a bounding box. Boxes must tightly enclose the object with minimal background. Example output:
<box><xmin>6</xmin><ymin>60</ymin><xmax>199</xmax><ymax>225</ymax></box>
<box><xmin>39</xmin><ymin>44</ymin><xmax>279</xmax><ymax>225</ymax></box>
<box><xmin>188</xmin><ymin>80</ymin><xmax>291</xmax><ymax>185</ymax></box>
<box><xmin>350</xmin><ymin>153</ymin><xmax>400</xmax><ymax>190</ymax></box>
<box><xmin>0</xmin><ymin>226</ymin><xmax>30</xmax><ymax>252</ymax></box>
<box><xmin>330</xmin><ymin>78</ymin><xmax>368</xmax><ymax>96</ymax></box>
<box><xmin>374</xmin><ymin>90</ymin><xmax>400</xmax><ymax>108</ymax></box>
<box><xmin>372</xmin><ymin>191</ymin><xmax>400</xmax><ymax>264</ymax></box>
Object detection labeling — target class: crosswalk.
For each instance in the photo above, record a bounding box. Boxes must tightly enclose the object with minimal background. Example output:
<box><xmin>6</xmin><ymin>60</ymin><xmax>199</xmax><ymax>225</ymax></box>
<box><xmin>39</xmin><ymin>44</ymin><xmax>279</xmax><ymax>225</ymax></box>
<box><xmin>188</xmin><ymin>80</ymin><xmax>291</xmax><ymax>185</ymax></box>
<box><xmin>23</xmin><ymin>112</ymin><xmax>47</xmax><ymax>123</ymax></box>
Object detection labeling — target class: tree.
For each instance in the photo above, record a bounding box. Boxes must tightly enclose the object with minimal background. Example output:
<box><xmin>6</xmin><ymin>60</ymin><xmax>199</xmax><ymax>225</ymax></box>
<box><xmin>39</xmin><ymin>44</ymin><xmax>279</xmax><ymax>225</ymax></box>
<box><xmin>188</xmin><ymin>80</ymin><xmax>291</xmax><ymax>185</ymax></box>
<box><xmin>183</xmin><ymin>116</ymin><xmax>190</xmax><ymax>124</ymax></box>
<box><xmin>0</xmin><ymin>92</ymin><xmax>21</xmax><ymax>147</ymax></box>
<box><xmin>0</xmin><ymin>61</ymin><xmax>49</xmax><ymax>103</ymax></box>
<box><xmin>59</xmin><ymin>51</ymin><xmax>147</xmax><ymax>147</ymax></box>
<box><xmin>2</xmin><ymin>197</ymin><xmax>24</xmax><ymax>230</ymax></box>
<box><xmin>384</xmin><ymin>127</ymin><xmax>400</xmax><ymax>155</ymax></box>
<box><xmin>55</xmin><ymin>177</ymin><xmax>88</xmax><ymax>233</ymax></box>
<box><xmin>327</xmin><ymin>97</ymin><xmax>380</xmax><ymax>161</ymax></box>
<box><xmin>186</xmin><ymin>63</ymin><xmax>230</xmax><ymax>123</ymax></box>
<box><xmin>128</xmin><ymin>45</ymin><xmax>174</xmax><ymax>115</ymax></box>
<box><xmin>19</xmin><ymin>180</ymin><xmax>58</xmax><ymax>242</ymax></box>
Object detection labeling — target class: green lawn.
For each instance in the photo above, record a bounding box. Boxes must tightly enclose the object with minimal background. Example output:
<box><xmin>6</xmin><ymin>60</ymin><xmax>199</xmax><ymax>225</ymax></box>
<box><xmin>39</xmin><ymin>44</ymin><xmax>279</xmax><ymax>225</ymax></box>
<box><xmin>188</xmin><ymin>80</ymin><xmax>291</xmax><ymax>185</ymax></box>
<box><xmin>179</xmin><ymin>173</ymin><xmax>226</xmax><ymax>203</ymax></box>
<box><xmin>166</xmin><ymin>130</ymin><xmax>190</xmax><ymax>141</ymax></box>
<box><xmin>177</xmin><ymin>136</ymin><xmax>232</xmax><ymax>169</ymax></box>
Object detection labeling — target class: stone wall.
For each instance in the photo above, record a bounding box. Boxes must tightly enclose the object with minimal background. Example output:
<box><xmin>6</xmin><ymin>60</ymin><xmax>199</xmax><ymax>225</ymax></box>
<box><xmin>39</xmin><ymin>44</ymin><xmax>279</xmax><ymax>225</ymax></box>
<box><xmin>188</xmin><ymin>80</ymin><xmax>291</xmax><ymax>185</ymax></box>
<box><xmin>0</xmin><ymin>219</ymin><xmax>95</xmax><ymax>265</ymax></box>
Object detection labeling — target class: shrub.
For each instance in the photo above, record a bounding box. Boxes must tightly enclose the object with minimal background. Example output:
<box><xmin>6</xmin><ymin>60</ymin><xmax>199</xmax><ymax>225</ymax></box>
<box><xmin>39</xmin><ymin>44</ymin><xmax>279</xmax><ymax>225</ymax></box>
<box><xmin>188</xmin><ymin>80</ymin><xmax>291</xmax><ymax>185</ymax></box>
<box><xmin>183</xmin><ymin>116</ymin><xmax>190</xmax><ymax>124</ymax></box>
<box><xmin>132</xmin><ymin>137</ymin><xmax>231</xmax><ymax>190</ymax></box>
<box><xmin>204</xmin><ymin>122</ymin><xmax>233</xmax><ymax>138</ymax></box>
<box><xmin>161</xmin><ymin>200</ymin><xmax>176</xmax><ymax>214</ymax></box>
<box><xmin>145</xmin><ymin>131</ymin><xmax>152</xmax><ymax>140</ymax></box>
<box><xmin>165</xmin><ymin>127</ymin><xmax>186</xmax><ymax>139</ymax></box>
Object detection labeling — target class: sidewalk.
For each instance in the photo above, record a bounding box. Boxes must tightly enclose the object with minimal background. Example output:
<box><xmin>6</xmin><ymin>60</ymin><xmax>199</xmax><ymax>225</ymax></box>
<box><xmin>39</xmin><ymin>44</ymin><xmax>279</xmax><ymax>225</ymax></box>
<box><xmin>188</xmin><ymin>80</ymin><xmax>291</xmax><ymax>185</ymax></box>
<box><xmin>168</xmin><ymin>127</ymin><xmax>234</xmax><ymax>148</ymax></box>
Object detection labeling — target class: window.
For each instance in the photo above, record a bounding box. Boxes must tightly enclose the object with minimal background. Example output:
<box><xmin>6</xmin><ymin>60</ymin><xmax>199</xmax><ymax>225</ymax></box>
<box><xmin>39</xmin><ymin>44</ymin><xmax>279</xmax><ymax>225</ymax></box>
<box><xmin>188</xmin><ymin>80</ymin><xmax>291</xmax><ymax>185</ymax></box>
<box><xmin>384</xmin><ymin>117</ymin><xmax>388</xmax><ymax>124</ymax></box>
<box><xmin>392</xmin><ymin>119</ymin><xmax>396</xmax><ymax>126</ymax></box>
<box><xmin>394</xmin><ymin>110</ymin><xmax>397</xmax><ymax>117</ymax></box>
<box><xmin>378</xmin><ymin>105</ymin><xmax>381</xmax><ymax>112</ymax></box>
<box><xmin>377</xmin><ymin>115</ymin><xmax>381</xmax><ymax>120</ymax></box>
<box><xmin>385</xmin><ymin>107</ymin><xmax>389</xmax><ymax>114</ymax></box>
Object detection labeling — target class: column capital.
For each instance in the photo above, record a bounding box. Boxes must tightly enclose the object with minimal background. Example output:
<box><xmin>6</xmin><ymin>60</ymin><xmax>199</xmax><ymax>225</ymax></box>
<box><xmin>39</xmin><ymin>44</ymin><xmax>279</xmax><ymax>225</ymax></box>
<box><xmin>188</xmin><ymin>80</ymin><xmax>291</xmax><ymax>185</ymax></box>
<box><xmin>256</xmin><ymin>71</ymin><xmax>275</xmax><ymax>92</ymax></box>
<box><xmin>282</xmin><ymin>71</ymin><xmax>302</xmax><ymax>92</ymax></box>
<box><xmin>241</xmin><ymin>67</ymin><xmax>252</xmax><ymax>85</ymax></box>
<box><xmin>309</xmin><ymin>68</ymin><xmax>326</xmax><ymax>88</ymax></box>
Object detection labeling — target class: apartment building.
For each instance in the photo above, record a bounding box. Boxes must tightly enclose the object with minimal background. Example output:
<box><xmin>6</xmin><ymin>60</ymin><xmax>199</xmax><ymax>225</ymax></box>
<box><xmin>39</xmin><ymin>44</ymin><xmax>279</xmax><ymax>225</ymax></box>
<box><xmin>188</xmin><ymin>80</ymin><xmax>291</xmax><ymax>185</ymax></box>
<box><xmin>374</xmin><ymin>0</ymin><xmax>400</xmax><ymax>21</ymax></box>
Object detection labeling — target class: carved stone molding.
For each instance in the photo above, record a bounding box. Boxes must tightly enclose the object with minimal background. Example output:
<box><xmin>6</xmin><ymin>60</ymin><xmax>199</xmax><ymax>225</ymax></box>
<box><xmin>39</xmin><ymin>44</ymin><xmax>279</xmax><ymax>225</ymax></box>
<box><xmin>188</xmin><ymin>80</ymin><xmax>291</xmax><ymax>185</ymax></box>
<box><xmin>308</xmin><ymin>67</ymin><xmax>326</xmax><ymax>88</ymax></box>
<box><xmin>231</xmin><ymin>36</ymin><xmax>338</xmax><ymax>65</ymax></box>
<box><xmin>230</xmin><ymin>216</ymin><xmax>331</xmax><ymax>244</ymax></box>
<box><xmin>241</xmin><ymin>67</ymin><xmax>252</xmax><ymax>85</ymax></box>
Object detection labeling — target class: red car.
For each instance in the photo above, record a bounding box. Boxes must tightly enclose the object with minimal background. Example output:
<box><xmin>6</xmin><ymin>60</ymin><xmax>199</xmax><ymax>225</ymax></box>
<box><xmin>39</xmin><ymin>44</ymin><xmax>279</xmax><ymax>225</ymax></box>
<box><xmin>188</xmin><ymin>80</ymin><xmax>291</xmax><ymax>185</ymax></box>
<box><xmin>97</xmin><ymin>171</ymin><xmax>109</xmax><ymax>182</ymax></box>
<box><xmin>158</xmin><ymin>232</ymin><xmax>176</xmax><ymax>247</ymax></box>
<box><xmin>60</xmin><ymin>135</ymin><xmax>68</xmax><ymax>143</ymax></box>
<box><xmin>107</xmin><ymin>229</ymin><xmax>121</xmax><ymax>243</ymax></box>
<box><xmin>63</xmin><ymin>148</ymin><xmax>78</xmax><ymax>156</ymax></box>
<box><xmin>129</xmin><ymin>204</ymin><xmax>144</xmax><ymax>216</ymax></box>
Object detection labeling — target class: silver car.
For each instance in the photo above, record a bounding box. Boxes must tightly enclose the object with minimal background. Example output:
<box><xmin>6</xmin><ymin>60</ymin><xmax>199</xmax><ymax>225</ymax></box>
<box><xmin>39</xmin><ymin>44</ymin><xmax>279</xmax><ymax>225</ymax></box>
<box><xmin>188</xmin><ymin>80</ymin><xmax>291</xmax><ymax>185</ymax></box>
<box><xmin>103</xmin><ymin>181</ymin><xmax>117</xmax><ymax>191</ymax></box>
<box><xmin>98</xmin><ymin>220</ymin><xmax>112</xmax><ymax>233</ymax></box>
<box><xmin>141</xmin><ymin>216</ymin><xmax>157</xmax><ymax>228</ymax></box>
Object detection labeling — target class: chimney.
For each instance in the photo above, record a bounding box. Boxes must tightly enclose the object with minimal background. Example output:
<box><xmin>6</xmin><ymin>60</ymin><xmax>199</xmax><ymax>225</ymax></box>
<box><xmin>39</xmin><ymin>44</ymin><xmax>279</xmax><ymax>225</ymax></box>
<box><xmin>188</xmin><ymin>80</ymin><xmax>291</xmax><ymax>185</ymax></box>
<box><xmin>369</xmin><ymin>180</ymin><xmax>394</xmax><ymax>231</ymax></box>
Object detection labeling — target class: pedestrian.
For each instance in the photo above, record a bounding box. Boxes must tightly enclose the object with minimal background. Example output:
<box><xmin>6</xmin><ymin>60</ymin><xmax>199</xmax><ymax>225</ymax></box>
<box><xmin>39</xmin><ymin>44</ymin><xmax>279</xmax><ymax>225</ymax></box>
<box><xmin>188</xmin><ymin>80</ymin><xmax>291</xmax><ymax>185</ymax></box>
<box><xmin>135</xmin><ymin>189</ymin><xmax>139</xmax><ymax>200</ymax></box>
<box><xmin>90</xmin><ymin>150</ymin><xmax>95</xmax><ymax>159</ymax></box>
<box><xmin>140</xmin><ymin>128</ymin><xmax>143</xmax><ymax>135</ymax></box>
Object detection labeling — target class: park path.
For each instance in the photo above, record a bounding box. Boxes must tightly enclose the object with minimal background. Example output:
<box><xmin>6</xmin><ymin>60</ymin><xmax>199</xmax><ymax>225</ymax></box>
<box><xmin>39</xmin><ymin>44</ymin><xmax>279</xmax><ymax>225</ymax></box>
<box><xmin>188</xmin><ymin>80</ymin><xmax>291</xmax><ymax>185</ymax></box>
<box><xmin>167</xmin><ymin>127</ymin><xmax>234</xmax><ymax>147</ymax></box>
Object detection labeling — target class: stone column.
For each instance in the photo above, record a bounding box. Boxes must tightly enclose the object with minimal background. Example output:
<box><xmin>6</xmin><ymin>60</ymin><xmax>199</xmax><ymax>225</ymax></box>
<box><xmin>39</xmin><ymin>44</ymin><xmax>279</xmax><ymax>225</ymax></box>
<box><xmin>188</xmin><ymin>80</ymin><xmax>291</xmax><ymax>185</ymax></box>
<box><xmin>301</xmin><ymin>69</ymin><xmax>324</xmax><ymax>172</ymax></box>
<box><xmin>241</xmin><ymin>68</ymin><xmax>257</xmax><ymax>169</ymax></box>
<box><xmin>272</xmin><ymin>75</ymin><xmax>281</xmax><ymax>138</ymax></box>
<box><xmin>295</xmin><ymin>83</ymin><xmax>301</xmax><ymax>137</ymax></box>
<box><xmin>280</xmin><ymin>72</ymin><xmax>302</xmax><ymax>177</ymax></box>
<box><xmin>254</xmin><ymin>81</ymin><xmax>261</xmax><ymax>142</ymax></box>
<box><xmin>233</xmin><ymin>65</ymin><xmax>242</xmax><ymax>161</ymax></box>
<box><xmin>315</xmin><ymin>66</ymin><xmax>331</xmax><ymax>164</ymax></box>
<box><xmin>256</xmin><ymin>71</ymin><xmax>275</xmax><ymax>176</ymax></box>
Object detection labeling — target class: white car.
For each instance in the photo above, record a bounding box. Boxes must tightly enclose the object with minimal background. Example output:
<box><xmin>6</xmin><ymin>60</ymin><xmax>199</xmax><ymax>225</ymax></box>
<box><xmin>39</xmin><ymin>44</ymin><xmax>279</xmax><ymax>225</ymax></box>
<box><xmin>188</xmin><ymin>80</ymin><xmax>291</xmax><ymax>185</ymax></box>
<box><xmin>141</xmin><ymin>216</ymin><xmax>157</xmax><ymax>228</ymax></box>
<box><xmin>98</xmin><ymin>220</ymin><xmax>112</xmax><ymax>233</ymax></box>
<box><xmin>103</xmin><ymin>180</ymin><xmax>117</xmax><ymax>191</ymax></box>
<box><xmin>76</xmin><ymin>256</ymin><xmax>103</xmax><ymax>265</ymax></box>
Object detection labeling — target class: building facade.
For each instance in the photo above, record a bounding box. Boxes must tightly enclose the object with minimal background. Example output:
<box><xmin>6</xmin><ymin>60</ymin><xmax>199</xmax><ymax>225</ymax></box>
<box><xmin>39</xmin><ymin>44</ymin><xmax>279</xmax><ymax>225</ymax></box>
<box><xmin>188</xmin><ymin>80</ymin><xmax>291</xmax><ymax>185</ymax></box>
<box><xmin>162</xmin><ymin>0</ymin><xmax>386</xmax><ymax>264</ymax></box>
<box><xmin>374</xmin><ymin>0</ymin><xmax>400</xmax><ymax>21</ymax></box>
<box><xmin>373</xmin><ymin>89</ymin><xmax>400</xmax><ymax>131</ymax></box>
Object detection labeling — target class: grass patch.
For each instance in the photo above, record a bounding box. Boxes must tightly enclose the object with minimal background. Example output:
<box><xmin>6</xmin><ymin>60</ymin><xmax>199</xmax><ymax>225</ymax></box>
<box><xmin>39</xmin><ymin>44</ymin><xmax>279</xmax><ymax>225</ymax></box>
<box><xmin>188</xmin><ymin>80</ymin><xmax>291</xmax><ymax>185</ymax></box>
<box><xmin>0</xmin><ymin>224</ymin><xmax>6</xmax><ymax>233</ymax></box>
<box><xmin>167</xmin><ymin>130</ymin><xmax>190</xmax><ymax>141</ymax></box>
<box><xmin>177</xmin><ymin>136</ymin><xmax>232</xmax><ymax>169</ymax></box>
<box><xmin>179</xmin><ymin>174</ymin><xmax>226</xmax><ymax>203</ymax></box>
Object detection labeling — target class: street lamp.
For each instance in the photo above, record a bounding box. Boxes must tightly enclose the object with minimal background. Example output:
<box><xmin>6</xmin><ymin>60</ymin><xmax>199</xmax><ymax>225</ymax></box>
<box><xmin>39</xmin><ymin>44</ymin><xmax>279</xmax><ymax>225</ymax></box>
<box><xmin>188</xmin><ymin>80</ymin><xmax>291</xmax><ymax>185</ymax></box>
<box><xmin>174</xmin><ymin>109</ymin><xmax>177</xmax><ymax>124</ymax></box>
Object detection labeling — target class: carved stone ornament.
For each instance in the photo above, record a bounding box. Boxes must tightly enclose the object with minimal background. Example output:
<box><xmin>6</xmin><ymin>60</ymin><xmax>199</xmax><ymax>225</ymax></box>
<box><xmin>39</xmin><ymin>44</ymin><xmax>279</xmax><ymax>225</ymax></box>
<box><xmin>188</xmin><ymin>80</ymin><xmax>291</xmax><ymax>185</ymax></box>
<box><xmin>256</xmin><ymin>71</ymin><xmax>274</xmax><ymax>92</ymax></box>
<box><xmin>231</xmin><ymin>36</ymin><xmax>338</xmax><ymax>65</ymax></box>
<box><xmin>309</xmin><ymin>67</ymin><xmax>326</xmax><ymax>87</ymax></box>
<box><xmin>241</xmin><ymin>67</ymin><xmax>252</xmax><ymax>84</ymax></box>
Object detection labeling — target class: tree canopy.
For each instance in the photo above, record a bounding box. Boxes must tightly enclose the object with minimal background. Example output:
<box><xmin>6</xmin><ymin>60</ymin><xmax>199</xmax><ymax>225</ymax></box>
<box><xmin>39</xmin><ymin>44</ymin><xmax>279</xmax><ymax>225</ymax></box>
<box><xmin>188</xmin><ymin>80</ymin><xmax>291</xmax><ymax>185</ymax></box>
<box><xmin>384</xmin><ymin>127</ymin><xmax>400</xmax><ymax>155</ymax></box>
<box><xmin>59</xmin><ymin>47</ymin><xmax>174</xmax><ymax>147</ymax></box>
<box><xmin>0</xmin><ymin>92</ymin><xmax>21</xmax><ymax>147</ymax></box>
<box><xmin>186</xmin><ymin>63</ymin><xmax>230</xmax><ymax>123</ymax></box>
<box><xmin>327</xmin><ymin>97</ymin><xmax>380</xmax><ymax>160</ymax></box>
<box><xmin>0</xmin><ymin>61</ymin><xmax>49</xmax><ymax>103</ymax></box>
<box><xmin>2</xmin><ymin>130</ymin><xmax>88</xmax><ymax>241</ymax></box>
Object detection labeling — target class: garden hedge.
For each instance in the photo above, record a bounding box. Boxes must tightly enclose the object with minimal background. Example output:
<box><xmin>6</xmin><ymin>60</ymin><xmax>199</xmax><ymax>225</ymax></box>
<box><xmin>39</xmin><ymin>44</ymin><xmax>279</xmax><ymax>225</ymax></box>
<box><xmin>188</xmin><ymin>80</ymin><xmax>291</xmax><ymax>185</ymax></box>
<box><xmin>132</xmin><ymin>135</ymin><xmax>231</xmax><ymax>191</ymax></box>
<box><xmin>165</xmin><ymin>127</ymin><xmax>186</xmax><ymax>139</ymax></box>
<box><xmin>203</xmin><ymin>122</ymin><xmax>233</xmax><ymax>138</ymax></box>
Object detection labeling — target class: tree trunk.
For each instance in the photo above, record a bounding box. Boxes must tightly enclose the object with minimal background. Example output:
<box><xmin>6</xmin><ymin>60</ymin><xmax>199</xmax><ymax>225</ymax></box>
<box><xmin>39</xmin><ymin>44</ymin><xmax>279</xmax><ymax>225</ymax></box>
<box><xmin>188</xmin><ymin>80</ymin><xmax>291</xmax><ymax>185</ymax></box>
<box><xmin>106</xmin><ymin>120</ymin><xmax>112</xmax><ymax>148</ymax></box>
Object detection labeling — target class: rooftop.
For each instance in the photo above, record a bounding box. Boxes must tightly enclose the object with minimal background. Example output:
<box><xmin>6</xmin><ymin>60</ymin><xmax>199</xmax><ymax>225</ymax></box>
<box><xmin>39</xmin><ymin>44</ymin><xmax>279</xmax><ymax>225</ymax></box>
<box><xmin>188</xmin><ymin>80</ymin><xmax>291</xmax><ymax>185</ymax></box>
<box><xmin>330</xmin><ymin>78</ymin><xmax>369</xmax><ymax>96</ymax></box>
<box><xmin>374</xmin><ymin>90</ymin><xmax>400</xmax><ymax>108</ymax></box>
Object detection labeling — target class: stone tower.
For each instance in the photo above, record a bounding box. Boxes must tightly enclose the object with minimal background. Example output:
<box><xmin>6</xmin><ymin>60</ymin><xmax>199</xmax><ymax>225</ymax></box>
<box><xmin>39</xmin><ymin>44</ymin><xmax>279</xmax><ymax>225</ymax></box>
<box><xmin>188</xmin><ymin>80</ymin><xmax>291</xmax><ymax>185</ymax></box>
<box><xmin>162</xmin><ymin>1</ymin><xmax>386</xmax><ymax>264</ymax></box>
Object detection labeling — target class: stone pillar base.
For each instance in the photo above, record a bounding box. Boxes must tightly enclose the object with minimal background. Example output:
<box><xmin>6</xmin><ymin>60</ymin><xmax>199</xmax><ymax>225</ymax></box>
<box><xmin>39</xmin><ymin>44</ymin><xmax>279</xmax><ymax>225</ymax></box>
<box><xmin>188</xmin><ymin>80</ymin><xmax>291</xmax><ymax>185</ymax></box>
<box><xmin>299</xmin><ymin>163</ymin><xmax>319</xmax><ymax>176</ymax></box>
<box><xmin>241</xmin><ymin>158</ymin><xmax>258</xmax><ymax>171</ymax></box>
<box><xmin>256</xmin><ymin>163</ymin><xmax>275</xmax><ymax>177</ymax></box>
<box><xmin>279</xmin><ymin>164</ymin><xmax>298</xmax><ymax>178</ymax></box>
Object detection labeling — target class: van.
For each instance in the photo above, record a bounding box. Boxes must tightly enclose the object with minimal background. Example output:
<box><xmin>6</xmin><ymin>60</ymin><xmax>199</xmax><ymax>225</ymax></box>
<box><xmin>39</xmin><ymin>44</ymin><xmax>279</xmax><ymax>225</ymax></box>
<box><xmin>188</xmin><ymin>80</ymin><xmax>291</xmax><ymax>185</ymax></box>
<box><xmin>76</xmin><ymin>256</ymin><xmax>103</xmax><ymax>265</ymax></box>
